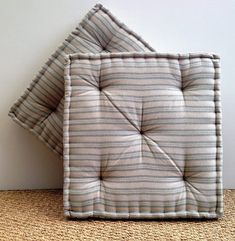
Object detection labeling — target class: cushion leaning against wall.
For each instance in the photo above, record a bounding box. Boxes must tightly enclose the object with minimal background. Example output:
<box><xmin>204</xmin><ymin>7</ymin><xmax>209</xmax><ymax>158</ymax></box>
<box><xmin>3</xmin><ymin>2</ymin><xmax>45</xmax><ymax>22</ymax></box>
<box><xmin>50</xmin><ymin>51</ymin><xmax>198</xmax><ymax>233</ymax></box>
<box><xmin>8</xmin><ymin>4</ymin><xmax>154</xmax><ymax>156</ymax></box>
<box><xmin>63</xmin><ymin>52</ymin><xmax>223</xmax><ymax>219</ymax></box>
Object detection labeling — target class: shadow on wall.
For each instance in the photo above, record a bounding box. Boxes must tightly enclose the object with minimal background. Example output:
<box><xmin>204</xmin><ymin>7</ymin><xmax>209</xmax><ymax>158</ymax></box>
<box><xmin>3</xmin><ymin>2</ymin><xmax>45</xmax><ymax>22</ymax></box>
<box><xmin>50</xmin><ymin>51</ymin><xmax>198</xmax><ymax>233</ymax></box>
<box><xmin>0</xmin><ymin>120</ymin><xmax>63</xmax><ymax>190</ymax></box>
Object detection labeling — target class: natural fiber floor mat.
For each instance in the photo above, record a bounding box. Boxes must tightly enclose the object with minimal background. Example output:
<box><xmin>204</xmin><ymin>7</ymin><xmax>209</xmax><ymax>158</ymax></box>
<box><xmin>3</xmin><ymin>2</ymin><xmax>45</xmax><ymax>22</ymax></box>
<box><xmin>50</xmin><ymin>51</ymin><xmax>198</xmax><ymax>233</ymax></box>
<box><xmin>0</xmin><ymin>189</ymin><xmax>234</xmax><ymax>241</ymax></box>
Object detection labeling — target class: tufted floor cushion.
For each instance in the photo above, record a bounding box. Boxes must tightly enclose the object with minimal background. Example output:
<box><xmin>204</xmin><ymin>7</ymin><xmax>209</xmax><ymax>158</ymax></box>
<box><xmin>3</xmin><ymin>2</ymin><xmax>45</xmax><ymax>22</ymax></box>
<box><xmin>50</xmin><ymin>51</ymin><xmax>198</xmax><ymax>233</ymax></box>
<box><xmin>8</xmin><ymin>4</ymin><xmax>154</xmax><ymax>156</ymax></box>
<box><xmin>63</xmin><ymin>52</ymin><xmax>223</xmax><ymax>219</ymax></box>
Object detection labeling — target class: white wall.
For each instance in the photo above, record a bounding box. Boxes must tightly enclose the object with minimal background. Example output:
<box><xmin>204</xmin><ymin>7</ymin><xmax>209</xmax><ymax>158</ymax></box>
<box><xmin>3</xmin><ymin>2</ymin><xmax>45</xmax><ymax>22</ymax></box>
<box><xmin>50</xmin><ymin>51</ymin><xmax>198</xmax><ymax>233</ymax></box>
<box><xmin>0</xmin><ymin>0</ymin><xmax>234</xmax><ymax>189</ymax></box>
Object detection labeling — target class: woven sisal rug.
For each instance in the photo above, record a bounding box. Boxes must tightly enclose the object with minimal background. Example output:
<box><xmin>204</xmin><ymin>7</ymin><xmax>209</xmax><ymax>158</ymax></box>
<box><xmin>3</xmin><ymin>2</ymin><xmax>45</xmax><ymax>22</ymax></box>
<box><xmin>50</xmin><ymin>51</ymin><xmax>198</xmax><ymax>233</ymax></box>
<box><xmin>0</xmin><ymin>190</ymin><xmax>234</xmax><ymax>241</ymax></box>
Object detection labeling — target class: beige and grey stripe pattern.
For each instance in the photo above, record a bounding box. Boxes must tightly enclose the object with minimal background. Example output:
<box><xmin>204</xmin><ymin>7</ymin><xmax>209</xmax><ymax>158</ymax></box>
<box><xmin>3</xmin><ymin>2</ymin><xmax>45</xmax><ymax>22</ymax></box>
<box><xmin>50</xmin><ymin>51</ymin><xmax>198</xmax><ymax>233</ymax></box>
<box><xmin>64</xmin><ymin>52</ymin><xmax>223</xmax><ymax>219</ymax></box>
<box><xmin>8</xmin><ymin>4</ymin><xmax>154</xmax><ymax>156</ymax></box>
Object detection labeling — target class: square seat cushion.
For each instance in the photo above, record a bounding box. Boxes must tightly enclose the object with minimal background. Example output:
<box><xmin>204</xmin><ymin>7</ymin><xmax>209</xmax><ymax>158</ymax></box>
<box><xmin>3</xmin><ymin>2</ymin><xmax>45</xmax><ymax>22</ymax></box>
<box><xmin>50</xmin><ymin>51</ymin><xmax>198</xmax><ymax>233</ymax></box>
<box><xmin>63</xmin><ymin>52</ymin><xmax>223</xmax><ymax>219</ymax></box>
<box><xmin>8</xmin><ymin>4</ymin><xmax>154</xmax><ymax>156</ymax></box>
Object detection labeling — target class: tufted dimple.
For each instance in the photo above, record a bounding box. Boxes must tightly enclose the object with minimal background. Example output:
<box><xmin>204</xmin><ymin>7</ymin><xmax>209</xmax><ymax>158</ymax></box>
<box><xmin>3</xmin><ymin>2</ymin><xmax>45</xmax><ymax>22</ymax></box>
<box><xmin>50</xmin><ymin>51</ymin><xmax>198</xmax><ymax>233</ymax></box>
<box><xmin>50</xmin><ymin>107</ymin><xmax>57</xmax><ymax>112</ymax></box>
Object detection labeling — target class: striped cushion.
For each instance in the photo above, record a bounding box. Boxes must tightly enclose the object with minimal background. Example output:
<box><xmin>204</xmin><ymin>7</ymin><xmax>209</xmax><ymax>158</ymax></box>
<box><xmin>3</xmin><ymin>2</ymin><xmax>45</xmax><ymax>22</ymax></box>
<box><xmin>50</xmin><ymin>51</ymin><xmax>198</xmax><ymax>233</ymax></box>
<box><xmin>8</xmin><ymin>4</ymin><xmax>154</xmax><ymax>156</ymax></box>
<box><xmin>63</xmin><ymin>52</ymin><xmax>223</xmax><ymax>219</ymax></box>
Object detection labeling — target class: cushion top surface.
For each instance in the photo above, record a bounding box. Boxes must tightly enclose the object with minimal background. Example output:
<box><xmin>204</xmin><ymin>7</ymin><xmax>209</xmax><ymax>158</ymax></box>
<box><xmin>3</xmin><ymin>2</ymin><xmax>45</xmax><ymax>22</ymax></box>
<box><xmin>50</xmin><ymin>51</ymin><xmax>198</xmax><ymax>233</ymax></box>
<box><xmin>63</xmin><ymin>52</ymin><xmax>223</xmax><ymax>219</ymax></box>
<box><xmin>8</xmin><ymin>4</ymin><xmax>154</xmax><ymax>156</ymax></box>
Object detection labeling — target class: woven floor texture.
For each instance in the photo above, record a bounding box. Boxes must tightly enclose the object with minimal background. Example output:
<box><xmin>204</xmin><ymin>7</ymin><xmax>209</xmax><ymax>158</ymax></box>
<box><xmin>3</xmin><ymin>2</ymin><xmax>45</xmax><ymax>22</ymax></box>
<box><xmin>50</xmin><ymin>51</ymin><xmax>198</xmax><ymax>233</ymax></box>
<box><xmin>0</xmin><ymin>190</ymin><xmax>234</xmax><ymax>241</ymax></box>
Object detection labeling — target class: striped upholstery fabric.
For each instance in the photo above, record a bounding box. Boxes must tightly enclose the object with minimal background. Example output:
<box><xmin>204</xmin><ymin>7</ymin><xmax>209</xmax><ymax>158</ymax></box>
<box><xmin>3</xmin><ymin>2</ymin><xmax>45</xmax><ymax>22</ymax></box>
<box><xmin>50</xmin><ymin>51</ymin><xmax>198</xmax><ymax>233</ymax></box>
<box><xmin>64</xmin><ymin>52</ymin><xmax>223</xmax><ymax>219</ymax></box>
<box><xmin>8</xmin><ymin>4</ymin><xmax>154</xmax><ymax>156</ymax></box>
